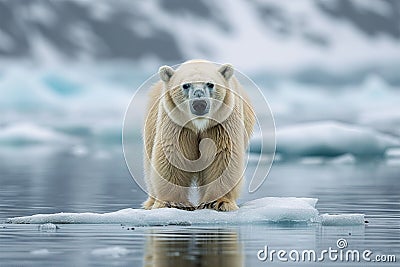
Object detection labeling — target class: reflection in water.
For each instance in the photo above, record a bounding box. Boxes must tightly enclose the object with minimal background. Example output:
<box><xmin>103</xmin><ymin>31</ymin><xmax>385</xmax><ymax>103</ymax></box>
<box><xmin>144</xmin><ymin>228</ymin><xmax>243</xmax><ymax>267</ymax></box>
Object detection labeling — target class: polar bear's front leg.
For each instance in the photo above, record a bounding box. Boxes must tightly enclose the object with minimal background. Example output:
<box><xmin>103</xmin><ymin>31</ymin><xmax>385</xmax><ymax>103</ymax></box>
<box><xmin>197</xmin><ymin>124</ymin><xmax>245</xmax><ymax>212</ymax></box>
<box><xmin>149</xmin><ymin>160</ymin><xmax>194</xmax><ymax>210</ymax></box>
<box><xmin>197</xmin><ymin>156</ymin><xmax>244</xmax><ymax>212</ymax></box>
<box><xmin>149</xmin><ymin>128</ymin><xmax>197</xmax><ymax>210</ymax></box>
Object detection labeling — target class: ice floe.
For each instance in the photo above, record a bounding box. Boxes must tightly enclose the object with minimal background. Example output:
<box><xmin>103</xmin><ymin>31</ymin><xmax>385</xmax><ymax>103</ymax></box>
<box><xmin>30</xmin><ymin>249</ymin><xmax>51</xmax><ymax>256</ymax></box>
<box><xmin>6</xmin><ymin>197</ymin><xmax>365</xmax><ymax>226</ymax></box>
<box><xmin>37</xmin><ymin>223</ymin><xmax>59</xmax><ymax>232</ymax></box>
<box><xmin>320</xmin><ymin>214</ymin><xmax>366</xmax><ymax>226</ymax></box>
<box><xmin>91</xmin><ymin>246</ymin><xmax>130</xmax><ymax>258</ymax></box>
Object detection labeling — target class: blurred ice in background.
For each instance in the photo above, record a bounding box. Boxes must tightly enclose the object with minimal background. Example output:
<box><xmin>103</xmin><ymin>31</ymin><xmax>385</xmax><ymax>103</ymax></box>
<box><xmin>1</xmin><ymin>0</ymin><xmax>400</xmax><ymax>160</ymax></box>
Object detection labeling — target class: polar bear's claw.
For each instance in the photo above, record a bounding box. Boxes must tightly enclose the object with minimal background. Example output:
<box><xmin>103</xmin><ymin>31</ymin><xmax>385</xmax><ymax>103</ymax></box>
<box><xmin>198</xmin><ymin>198</ymin><xmax>238</xmax><ymax>212</ymax></box>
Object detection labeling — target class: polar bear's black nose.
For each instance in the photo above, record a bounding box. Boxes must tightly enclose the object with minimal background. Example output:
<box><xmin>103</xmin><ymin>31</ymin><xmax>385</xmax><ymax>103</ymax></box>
<box><xmin>193</xmin><ymin>89</ymin><xmax>205</xmax><ymax>98</ymax></box>
<box><xmin>191</xmin><ymin>99</ymin><xmax>208</xmax><ymax>115</ymax></box>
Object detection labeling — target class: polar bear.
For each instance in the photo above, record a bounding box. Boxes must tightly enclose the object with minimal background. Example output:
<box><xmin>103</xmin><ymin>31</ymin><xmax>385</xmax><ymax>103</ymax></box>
<box><xmin>143</xmin><ymin>60</ymin><xmax>255</xmax><ymax>211</ymax></box>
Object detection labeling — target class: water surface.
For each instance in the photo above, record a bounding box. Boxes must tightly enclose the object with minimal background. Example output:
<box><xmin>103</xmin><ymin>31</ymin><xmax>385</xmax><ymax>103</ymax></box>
<box><xmin>0</xmin><ymin>147</ymin><xmax>399</xmax><ymax>266</ymax></box>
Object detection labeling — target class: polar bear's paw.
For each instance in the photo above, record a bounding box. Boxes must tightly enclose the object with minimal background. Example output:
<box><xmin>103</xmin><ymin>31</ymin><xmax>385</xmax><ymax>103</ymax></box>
<box><xmin>142</xmin><ymin>197</ymin><xmax>155</xmax><ymax>210</ymax></box>
<box><xmin>166</xmin><ymin>202</ymin><xmax>195</xmax><ymax>211</ymax></box>
<box><xmin>152</xmin><ymin>200</ymin><xmax>195</xmax><ymax>211</ymax></box>
<box><xmin>198</xmin><ymin>198</ymin><xmax>239</xmax><ymax>212</ymax></box>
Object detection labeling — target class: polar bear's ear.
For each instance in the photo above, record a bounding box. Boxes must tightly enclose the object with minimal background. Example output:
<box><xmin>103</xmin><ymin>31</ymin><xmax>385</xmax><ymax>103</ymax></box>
<box><xmin>218</xmin><ymin>64</ymin><xmax>234</xmax><ymax>81</ymax></box>
<box><xmin>159</xmin><ymin>65</ymin><xmax>175</xmax><ymax>82</ymax></box>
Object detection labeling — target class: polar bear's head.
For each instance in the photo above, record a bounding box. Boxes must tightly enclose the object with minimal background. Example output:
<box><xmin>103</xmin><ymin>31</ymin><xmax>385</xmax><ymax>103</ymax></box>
<box><xmin>159</xmin><ymin>60</ymin><xmax>235</xmax><ymax>131</ymax></box>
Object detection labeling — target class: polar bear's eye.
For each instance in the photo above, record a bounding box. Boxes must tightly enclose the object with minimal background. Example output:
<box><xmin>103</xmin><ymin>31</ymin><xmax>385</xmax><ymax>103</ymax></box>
<box><xmin>206</xmin><ymin>82</ymin><xmax>214</xmax><ymax>89</ymax></box>
<box><xmin>182</xmin><ymin>83</ymin><xmax>191</xmax><ymax>90</ymax></box>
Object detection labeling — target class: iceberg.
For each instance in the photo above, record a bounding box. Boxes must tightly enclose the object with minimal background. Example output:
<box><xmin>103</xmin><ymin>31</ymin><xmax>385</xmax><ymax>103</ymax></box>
<box><xmin>251</xmin><ymin>121</ymin><xmax>400</xmax><ymax>158</ymax></box>
<box><xmin>5</xmin><ymin>197</ymin><xmax>364</xmax><ymax>226</ymax></box>
<box><xmin>0</xmin><ymin>122</ymin><xmax>73</xmax><ymax>146</ymax></box>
